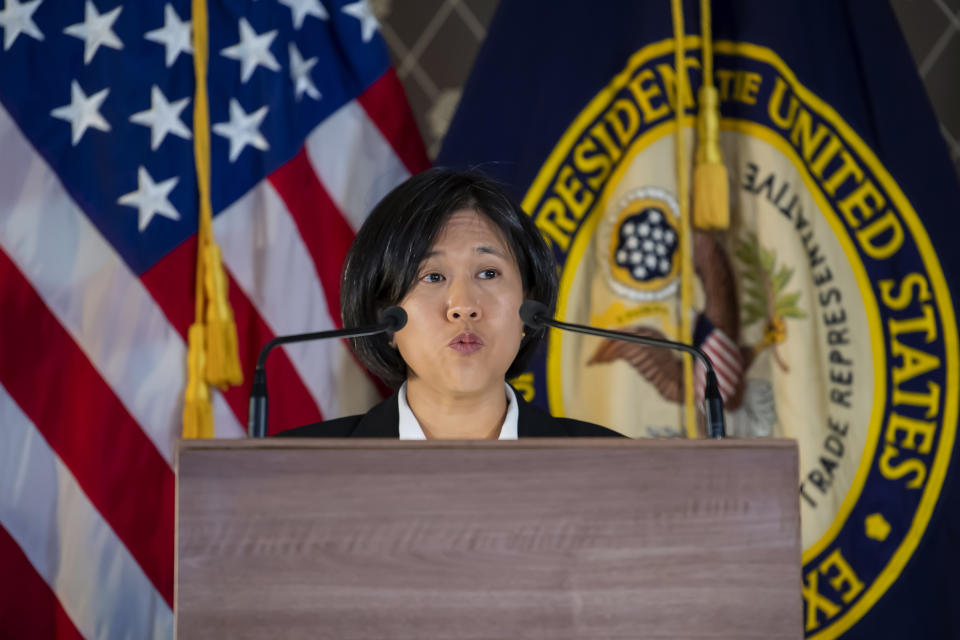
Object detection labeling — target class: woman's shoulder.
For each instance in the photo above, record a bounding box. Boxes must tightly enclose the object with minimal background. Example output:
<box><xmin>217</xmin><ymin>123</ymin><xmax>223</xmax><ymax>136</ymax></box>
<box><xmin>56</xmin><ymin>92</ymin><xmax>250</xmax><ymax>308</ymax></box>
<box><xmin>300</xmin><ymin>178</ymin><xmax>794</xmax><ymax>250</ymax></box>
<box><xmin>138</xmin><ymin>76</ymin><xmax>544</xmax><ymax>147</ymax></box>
<box><xmin>553</xmin><ymin>416</ymin><xmax>626</xmax><ymax>438</ymax></box>
<box><xmin>515</xmin><ymin>391</ymin><xmax>626</xmax><ymax>438</ymax></box>
<box><xmin>273</xmin><ymin>393</ymin><xmax>400</xmax><ymax>438</ymax></box>
<box><xmin>273</xmin><ymin>414</ymin><xmax>364</xmax><ymax>438</ymax></box>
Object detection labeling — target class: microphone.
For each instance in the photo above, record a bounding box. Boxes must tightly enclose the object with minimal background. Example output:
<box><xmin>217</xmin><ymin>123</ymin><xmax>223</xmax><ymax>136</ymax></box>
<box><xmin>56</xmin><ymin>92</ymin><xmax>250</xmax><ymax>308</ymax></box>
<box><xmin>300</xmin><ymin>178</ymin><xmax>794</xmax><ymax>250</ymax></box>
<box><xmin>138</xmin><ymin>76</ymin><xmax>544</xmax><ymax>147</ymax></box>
<box><xmin>248</xmin><ymin>306</ymin><xmax>407</xmax><ymax>438</ymax></box>
<box><xmin>519</xmin><ymin>300</ymin><xmax>726</xmax><ymax>438</ymax></box>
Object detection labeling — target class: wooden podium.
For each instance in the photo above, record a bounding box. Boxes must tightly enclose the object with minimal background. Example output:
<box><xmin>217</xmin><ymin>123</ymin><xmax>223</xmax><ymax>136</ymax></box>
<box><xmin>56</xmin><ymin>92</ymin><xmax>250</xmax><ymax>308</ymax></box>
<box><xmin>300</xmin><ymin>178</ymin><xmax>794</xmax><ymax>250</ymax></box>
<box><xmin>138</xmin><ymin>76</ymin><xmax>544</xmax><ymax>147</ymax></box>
<box><xmin>176</xmin><ymin>438</ymin><xmax>801</xmax><ymax>639</ymax></box>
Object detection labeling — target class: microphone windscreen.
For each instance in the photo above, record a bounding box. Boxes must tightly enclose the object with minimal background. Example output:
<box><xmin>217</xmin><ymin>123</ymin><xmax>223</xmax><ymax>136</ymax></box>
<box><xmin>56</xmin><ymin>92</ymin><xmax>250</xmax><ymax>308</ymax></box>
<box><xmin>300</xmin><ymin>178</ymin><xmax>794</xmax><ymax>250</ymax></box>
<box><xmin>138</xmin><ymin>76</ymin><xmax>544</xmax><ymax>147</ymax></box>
<box><xmin>519</xmin><ymin>299</ymin><xmax>549</xmax><ymax>329</ymax></box>
<box><xmin>379</xmin><ymin>306</ymin><xmax>407</xmax><ymax>331</ymax></box>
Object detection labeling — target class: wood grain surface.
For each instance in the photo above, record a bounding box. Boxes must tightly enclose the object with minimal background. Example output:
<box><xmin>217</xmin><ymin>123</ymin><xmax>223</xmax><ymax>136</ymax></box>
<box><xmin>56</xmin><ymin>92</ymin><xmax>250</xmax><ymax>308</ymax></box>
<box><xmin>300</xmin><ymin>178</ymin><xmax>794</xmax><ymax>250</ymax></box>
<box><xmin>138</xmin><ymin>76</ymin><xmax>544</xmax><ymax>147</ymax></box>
<box><xmin>176</xmin><ymin>438</ymin><xmax>801</xmax><ymax>639</ymax></box>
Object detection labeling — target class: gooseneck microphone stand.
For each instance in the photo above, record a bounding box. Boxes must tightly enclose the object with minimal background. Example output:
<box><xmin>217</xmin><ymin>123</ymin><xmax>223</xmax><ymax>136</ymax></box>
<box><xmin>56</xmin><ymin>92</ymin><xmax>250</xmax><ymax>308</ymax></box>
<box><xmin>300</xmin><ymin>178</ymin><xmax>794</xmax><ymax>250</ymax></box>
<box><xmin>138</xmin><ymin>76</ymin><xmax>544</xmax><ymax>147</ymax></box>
<box><xmin>248</xmin><ymin>307</ymin><xmax>407</xmax><ymax>438</ymax></box>
<box><xmin>519</xmin><ymin>300</ymin><xmax>726</xmax><ymax>438</ymax></box>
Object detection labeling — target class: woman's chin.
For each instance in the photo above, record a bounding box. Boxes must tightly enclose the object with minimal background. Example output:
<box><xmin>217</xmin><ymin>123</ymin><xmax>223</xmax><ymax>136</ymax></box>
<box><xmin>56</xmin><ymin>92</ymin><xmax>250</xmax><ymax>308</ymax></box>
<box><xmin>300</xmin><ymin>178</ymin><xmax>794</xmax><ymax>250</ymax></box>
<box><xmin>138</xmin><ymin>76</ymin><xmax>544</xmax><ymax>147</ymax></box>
<box><xmin>425</xmin><ymin>370</ymin><xmax>503</xmax><ymax>397</ymax></box>
<box><xmin>440</xmin><ymin>379</ymin><xmax>497</xmax><ymax>396</ymax></box>
<box><xmin>405</xmin><ymin>354</ymin><xmax>511</xmax><ymax>398</ymax></box>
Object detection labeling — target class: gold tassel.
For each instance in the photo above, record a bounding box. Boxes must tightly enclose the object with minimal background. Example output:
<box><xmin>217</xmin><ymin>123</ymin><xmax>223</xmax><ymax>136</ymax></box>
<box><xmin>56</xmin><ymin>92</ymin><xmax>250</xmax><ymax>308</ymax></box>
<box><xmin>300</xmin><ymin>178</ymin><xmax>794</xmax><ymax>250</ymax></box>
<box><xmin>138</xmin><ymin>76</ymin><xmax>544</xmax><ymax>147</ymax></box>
<box><xmin>693</xmin><ymin>0</ymin><xmax>729</xmax><ymax>231</ymax></box>
<box><xmin>202</xmin><ymin>243</ymin><xmax>243</xmax><ymax>388</ymax></box>
<box><xmin>182</xmin><ymin>323</ymin><xmax>214</xmax><ymax>438</ymax></box>
<box><xmin>693</xmin><ymin>85</ymin><xmax>729</xmax><ymax>230</ymax></box>
<box><xmin>180</xmin><ymin>0</ymin><xmax>241</xmax><ymax>438</ymax></box>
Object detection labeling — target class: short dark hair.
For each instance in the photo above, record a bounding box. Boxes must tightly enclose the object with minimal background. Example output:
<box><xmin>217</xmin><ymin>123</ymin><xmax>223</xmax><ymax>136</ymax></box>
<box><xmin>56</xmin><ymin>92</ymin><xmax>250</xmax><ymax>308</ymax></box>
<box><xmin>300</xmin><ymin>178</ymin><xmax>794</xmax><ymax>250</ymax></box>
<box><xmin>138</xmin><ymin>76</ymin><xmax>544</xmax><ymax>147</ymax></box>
<box><xmin>341</xmin><ymin>168</ymin><xmax>558</xmax><ymax>389</ymax></box>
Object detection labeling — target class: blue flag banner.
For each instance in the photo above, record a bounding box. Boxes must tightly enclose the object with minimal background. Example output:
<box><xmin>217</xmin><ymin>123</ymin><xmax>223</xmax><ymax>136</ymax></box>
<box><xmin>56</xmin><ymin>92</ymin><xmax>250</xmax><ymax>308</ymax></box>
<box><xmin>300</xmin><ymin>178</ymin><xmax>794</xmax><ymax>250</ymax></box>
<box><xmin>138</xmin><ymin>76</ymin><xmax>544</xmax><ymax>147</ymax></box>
<box><xmin>439</xmin><ymin>1</ymin><xmax>960</xmax><ymax>638</ymax></box>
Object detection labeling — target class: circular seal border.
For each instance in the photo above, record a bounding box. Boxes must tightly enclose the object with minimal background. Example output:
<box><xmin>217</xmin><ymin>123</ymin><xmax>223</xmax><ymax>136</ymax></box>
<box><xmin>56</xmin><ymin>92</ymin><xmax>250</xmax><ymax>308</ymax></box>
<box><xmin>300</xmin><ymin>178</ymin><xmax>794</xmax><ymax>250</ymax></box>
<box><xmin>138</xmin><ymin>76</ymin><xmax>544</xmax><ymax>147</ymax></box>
<box><xmin>522</xmin><ymin>37</ymin><xmax>959</xmax><ymax>640</ymax></box>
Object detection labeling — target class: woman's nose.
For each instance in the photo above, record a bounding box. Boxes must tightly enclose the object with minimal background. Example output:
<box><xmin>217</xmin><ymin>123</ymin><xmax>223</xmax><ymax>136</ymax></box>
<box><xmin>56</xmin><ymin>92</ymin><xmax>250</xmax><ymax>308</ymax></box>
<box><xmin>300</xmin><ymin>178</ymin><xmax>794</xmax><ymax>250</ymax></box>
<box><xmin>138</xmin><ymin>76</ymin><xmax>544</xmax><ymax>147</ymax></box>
<box><xmin>446</xmin><ymin>279</ymin><xmax>481</xmax><ymax>321</ymax></box>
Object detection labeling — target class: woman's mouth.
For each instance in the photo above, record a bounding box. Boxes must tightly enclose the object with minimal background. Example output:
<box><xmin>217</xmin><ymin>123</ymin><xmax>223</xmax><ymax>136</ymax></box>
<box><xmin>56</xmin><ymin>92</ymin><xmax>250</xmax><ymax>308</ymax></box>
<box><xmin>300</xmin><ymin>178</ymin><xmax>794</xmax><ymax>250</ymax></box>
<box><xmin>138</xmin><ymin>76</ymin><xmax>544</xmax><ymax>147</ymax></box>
<box><xmin>449</xmin><ymin>332</ymin><xmax>484</xmax><ymax>354</ymax></box>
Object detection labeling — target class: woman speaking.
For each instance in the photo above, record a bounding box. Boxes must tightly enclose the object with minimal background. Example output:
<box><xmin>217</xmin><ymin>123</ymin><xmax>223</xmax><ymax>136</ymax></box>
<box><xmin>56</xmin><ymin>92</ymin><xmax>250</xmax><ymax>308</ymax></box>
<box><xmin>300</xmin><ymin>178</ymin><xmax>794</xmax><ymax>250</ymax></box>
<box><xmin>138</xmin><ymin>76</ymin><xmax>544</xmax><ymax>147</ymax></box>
<box><xmin>278</xmin><ymin>168</ymin><xmax>622</xmax><ymax>439</ymax></box>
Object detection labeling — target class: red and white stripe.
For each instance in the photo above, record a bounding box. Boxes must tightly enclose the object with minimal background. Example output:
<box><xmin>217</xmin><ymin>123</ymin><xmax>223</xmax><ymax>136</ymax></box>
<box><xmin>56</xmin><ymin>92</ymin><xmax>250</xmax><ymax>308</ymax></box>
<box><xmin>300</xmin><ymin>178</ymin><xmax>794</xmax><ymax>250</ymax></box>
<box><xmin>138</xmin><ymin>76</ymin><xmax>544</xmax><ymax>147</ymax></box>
<box><xmin>0</xmin><ymin>69</ymin><xmax>428</xmax><ymax>636</ymax></box>
<box><xmin>0</xmin><ymin>384</ymin><xmax>173</xmax><ymax>638</ymax></box>
<box><xmin>695</xmin><ymin>326</ymin><xmax>744</xmax><ymax>404</ymax></box>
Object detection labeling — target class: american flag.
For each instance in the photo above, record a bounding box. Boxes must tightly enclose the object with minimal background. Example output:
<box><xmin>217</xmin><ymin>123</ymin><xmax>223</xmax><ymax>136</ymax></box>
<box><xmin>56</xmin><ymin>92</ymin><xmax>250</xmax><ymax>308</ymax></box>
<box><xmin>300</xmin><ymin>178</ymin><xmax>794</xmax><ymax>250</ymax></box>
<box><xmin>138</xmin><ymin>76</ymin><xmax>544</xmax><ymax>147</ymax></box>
<box><xmin>0</xmin><ymin>0</ymin><xmax>428</xmax><ymax>635</ymax></box>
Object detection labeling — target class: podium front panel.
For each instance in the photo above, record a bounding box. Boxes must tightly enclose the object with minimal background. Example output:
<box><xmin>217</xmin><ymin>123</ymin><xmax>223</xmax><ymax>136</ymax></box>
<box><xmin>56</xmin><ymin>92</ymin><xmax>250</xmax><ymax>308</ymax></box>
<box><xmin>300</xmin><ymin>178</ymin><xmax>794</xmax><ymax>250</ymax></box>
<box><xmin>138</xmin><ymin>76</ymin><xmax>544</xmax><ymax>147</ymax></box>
<box><xmin>176</xmin><ymin>438</ymin><xmax>801</xmax><ymax>639</ymax></box>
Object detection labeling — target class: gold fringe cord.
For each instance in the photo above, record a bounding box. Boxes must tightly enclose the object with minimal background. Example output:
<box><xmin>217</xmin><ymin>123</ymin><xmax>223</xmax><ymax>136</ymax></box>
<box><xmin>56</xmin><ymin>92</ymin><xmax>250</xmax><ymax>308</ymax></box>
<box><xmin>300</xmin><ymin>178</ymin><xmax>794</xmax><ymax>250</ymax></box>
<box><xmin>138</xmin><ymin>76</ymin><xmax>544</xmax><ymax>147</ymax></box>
<box><xmin>182</xmin><ymin>323</ymin><xmax>214</xmax><ymax>438</ymax></box>
<box><xmin>203</xmin><ymin>243</ymin><xmax>243</xmax><ymax>387</ymax></box>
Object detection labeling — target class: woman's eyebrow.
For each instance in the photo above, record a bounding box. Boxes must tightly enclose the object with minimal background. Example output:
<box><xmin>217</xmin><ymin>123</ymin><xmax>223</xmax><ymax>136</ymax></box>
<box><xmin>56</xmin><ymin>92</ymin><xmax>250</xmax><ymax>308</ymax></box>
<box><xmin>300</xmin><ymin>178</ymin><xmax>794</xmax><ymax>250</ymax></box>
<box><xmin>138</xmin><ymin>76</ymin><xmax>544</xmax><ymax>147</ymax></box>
<box><xmin>422</xmin><ymin>245</ymin><xmax>507</xmax><ymax>259</ymax></box>
<box><xmin>476</xmin><ymin>245</ymin><xmax>507</xmax><ymax>258</ymax></box>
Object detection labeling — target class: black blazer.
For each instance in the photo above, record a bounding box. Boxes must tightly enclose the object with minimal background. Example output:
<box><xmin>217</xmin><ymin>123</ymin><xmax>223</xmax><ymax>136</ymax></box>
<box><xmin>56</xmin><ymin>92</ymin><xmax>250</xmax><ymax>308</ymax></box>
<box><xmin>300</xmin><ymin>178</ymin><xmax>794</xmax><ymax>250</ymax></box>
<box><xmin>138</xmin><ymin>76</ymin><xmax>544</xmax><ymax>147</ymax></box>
<box><xmin>276</xmin><ymin>389</ymin><xmax>625</xmax><ymax>438</ymax></box>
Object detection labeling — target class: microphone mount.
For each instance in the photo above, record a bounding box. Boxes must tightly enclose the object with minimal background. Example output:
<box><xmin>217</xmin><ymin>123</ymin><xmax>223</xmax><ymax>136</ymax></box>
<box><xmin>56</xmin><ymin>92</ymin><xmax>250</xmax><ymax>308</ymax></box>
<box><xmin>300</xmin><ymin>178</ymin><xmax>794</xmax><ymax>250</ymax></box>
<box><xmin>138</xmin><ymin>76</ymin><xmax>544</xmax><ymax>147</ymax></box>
<box><xmin>519</xmin><ymin>300</ymin><xmax>726</xmax><ymax>438</ymax></box>
<box><xmin>247</xmin><ymin>306</ymin><xmax>407</xmax><ymax>438</ymax></box>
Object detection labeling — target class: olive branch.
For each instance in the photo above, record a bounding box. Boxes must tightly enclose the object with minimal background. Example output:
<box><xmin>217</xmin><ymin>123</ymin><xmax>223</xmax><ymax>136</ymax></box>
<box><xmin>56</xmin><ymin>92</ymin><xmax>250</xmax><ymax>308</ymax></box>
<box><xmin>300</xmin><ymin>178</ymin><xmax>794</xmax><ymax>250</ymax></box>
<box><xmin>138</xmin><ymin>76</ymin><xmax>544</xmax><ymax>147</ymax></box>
<box><xmin>735</xmin><ymin>232</ymin><xmax>805</xmax><ymax>372</ymax></box>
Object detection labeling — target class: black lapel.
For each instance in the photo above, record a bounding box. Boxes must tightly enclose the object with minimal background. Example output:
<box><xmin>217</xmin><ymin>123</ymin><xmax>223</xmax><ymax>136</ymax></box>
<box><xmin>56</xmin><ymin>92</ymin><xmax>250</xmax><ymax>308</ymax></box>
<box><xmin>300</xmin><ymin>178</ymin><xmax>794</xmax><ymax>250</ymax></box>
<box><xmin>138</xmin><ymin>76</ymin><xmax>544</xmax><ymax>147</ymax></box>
<box><xmin>515</xmin><ymin>388</ymin><xmax>571</xmax><ymax>437</ymax></box>
<box><xmin>350</xmin><ymin>392</ymin><xmax>401</xmax><ymax>438</ymax></box>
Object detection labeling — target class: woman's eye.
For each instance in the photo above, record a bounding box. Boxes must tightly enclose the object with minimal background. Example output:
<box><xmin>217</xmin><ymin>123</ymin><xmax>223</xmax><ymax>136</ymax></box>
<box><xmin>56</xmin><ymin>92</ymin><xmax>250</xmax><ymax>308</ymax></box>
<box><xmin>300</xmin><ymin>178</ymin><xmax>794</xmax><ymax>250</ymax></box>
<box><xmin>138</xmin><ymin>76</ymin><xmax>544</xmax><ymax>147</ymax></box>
<box><xmin>479</xmin><ymin>268</ymin><xmax>499</xmax><ymax>280</ymax></box>
<box><xmin>421</xmin><ymin>272</ymin><xmax>444</xmax><ymax>283</ymax></box>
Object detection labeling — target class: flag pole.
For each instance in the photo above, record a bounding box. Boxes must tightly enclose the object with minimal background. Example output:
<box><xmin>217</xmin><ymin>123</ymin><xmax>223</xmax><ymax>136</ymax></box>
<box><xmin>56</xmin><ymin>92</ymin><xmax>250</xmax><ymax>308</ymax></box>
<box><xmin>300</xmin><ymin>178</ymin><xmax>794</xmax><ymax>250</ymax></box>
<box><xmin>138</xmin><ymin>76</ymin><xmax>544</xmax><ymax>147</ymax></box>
<box><xmin>671</xmin><ymin>0</ymin><xmax>698</xmax><ymax>439</ymax></box>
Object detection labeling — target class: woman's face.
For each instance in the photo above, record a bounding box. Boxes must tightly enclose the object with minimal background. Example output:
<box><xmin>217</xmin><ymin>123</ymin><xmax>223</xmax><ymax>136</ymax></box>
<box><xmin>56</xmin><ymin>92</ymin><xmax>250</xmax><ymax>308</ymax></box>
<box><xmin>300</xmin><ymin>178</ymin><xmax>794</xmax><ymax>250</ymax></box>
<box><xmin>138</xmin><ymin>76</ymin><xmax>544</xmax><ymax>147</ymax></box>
<box><xmin>394</xmin><ymin>209</ymin><xmax>525</xmax><ymax>396</ymax></box>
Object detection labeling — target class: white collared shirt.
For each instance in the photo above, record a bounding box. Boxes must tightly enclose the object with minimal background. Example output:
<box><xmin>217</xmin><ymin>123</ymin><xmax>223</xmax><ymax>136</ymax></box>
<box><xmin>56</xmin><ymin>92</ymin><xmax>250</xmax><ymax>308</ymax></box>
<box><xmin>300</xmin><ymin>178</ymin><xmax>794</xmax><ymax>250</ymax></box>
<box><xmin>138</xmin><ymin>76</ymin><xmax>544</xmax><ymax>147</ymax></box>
<box><xmin>398</xmin><ymin>381</ymin><xmax>519</xmax><ymax>440</ymax></box>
